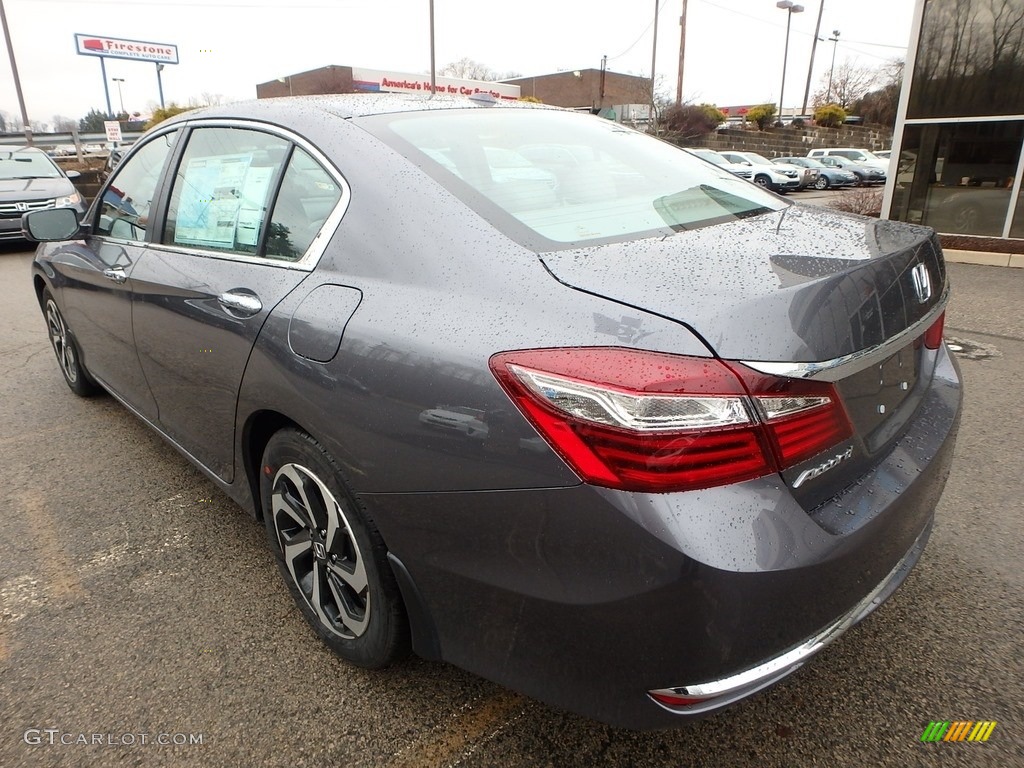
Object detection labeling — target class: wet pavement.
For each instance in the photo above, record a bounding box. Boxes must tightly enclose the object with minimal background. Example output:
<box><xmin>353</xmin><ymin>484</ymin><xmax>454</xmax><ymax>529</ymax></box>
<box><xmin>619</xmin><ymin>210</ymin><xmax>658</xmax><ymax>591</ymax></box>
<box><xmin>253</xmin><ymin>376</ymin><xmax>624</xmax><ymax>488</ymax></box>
<box><xmin>1</xmin><ymin>245</ymin><xmax>1021</xmax><ymax>767</ymax></box>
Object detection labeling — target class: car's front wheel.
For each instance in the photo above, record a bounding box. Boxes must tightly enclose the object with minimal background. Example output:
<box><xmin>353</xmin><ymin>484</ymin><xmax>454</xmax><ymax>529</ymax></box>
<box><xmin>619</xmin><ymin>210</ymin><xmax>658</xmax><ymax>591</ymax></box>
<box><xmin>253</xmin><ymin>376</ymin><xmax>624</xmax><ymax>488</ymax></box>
<box><xmin>813</xmin><ymin>176</ymin><xmax>830</xmax><ymax>190</ymax></box>
<box><xmin>261</xmin><ymin>428</ymin><xmax>410</xmax><ymax>668</ymax></box>
<box><xmin>753</xmin><ymin>174</ymin><xmax>772</xmax><ymax>189</ymax></box>
<box><xmin>43</xmin><ymin>289</ymin><xmax>101</xmax><ymax>397</ymax></box>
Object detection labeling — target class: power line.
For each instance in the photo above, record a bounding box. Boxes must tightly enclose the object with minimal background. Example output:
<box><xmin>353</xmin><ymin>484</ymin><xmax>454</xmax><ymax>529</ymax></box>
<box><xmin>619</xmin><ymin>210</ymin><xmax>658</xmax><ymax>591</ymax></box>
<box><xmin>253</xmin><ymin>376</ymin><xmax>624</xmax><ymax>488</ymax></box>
<box><xmin>608</xmin><ymin>0</ymin><xmax>672</xmax><ymax>61</ymax></box>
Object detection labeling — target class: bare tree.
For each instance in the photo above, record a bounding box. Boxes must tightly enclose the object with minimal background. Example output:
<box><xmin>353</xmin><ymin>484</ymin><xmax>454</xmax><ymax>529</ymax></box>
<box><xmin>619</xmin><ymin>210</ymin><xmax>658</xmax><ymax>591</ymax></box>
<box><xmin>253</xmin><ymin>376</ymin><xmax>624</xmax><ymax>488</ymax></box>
<box><xmin>52</xmin><ymin>115</ymin><xmax>76</xmax><ymax>132</ymax></box>
<box><xmin>439</xmin><ymin>57</ymin><xmax>498</xmax><ymax>81</ymax></box>
<box><xmin>850</xmin><ymin>58</ymin><xmax>904</xmax><ymax>127</ymax></box>
<box><xmin>812</xmin><ymin>61</ymin><xmax>879</xmax><ymax>110</ymax></box>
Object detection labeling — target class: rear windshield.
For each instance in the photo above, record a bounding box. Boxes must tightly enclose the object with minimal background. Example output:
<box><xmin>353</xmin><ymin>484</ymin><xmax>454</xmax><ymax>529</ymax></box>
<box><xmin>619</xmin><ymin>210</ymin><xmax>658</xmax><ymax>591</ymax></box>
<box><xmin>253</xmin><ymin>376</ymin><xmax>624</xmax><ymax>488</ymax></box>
<box><xmin>361</xmin><ymin>109</ymin><xmax>784</xmax><ymax>250</ymax></box>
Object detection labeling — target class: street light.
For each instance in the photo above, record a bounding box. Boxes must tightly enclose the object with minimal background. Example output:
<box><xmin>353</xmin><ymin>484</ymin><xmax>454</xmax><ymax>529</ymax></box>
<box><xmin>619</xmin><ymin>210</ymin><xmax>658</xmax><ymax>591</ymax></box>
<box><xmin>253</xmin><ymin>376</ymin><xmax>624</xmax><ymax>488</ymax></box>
<box><xmin>776</xmin><ymin>0</ymin><xmax>804</xmax><ymax>124</ymax></box>
<box><xmin>156</xmin><ymin>63</ymin><xmax>165</xmax><ymax>109</ymax></box>
<box><xmin>112</xmin><ymin>77</ymin><xmax>125</xmax><ymax>114</ymax></box>
<box><xmin>826</xmin><ymin>30</ymin><xmax>841</xmax><ymax>103</ymax></box>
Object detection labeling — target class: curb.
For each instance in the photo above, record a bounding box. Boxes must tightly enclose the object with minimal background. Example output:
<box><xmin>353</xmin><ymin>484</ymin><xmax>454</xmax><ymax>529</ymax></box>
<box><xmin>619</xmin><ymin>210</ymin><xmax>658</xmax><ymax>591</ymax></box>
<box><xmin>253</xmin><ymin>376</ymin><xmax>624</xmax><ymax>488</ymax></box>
<box><xmin>942</xmin><ymin>249</ymin><xmax>1024</xmax><ymax>269</ymax></box>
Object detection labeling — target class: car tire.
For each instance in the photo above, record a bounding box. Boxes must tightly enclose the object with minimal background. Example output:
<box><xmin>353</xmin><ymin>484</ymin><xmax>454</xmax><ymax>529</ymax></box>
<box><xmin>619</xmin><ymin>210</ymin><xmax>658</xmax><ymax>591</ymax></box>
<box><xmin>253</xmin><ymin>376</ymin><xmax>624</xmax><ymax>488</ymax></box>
<box><xmin>754</xmin><ymin>174</ymin><xmax>772</xmax><ymax>189</ymax></box>
<box><xmin>261</xmin><ymin>427</ymin><xmax>410</xmax><ymax>669</ymax></box>
<box><xmin>42</xmin><ymin>289</ymin><xmax>102</xmax><ymax>397</ymax></box>
<box><xmin>853</xmin><ymin>172</ymin><xmax>865</xmax><ymax>186</ymax></box>
<box><xmin>813</xmin><ymin>176</ymin><xmax>830</xmax><ymax>190</ymax></box>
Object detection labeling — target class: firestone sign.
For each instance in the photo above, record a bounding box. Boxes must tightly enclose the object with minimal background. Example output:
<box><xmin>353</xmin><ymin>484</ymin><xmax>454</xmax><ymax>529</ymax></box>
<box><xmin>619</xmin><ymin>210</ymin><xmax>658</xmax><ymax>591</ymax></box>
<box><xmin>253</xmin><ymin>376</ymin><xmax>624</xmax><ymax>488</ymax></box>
<box><xmin>351</xmin><ymin>67</ymin><xmax>519</xmax><ymax>101</ymax></box>
<box><xmin>74</xmin><ymin>33</ymin><xmax>179</xmax><ymax>65</ymax></box>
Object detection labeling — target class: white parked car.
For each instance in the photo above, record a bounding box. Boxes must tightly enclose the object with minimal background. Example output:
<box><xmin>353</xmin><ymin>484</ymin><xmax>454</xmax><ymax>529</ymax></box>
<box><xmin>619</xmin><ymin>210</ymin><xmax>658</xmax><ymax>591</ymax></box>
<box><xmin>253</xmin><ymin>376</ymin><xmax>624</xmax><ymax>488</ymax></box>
<box><xmin>772</xmin><ymin>159</ymin><xmax>819</xmax><ymax>190</ymax></box>
<box><xmin>719</xmin><ymin>151</ymin><xmax>800</xmax><ymax>193</ymax></box>
<box><xmin>682</xmin><ymin>148</ymin><xmax>753</xmax><ymax>180</ymax></box>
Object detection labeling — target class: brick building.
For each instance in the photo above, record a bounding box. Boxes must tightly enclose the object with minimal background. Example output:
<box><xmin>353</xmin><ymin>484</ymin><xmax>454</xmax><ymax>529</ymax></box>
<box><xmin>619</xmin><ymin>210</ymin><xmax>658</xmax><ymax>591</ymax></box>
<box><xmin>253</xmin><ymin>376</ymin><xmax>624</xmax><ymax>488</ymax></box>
<box><xmin>501</xmin><ymin>69</ymin><xmax>652</xmax><ymax>112</ymax></box>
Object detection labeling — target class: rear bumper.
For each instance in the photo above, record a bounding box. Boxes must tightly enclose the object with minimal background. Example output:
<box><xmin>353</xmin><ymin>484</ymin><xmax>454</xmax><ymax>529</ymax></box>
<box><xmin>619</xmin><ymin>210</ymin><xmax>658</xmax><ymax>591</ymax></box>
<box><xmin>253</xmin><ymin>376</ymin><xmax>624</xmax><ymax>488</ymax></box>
<box><xmin>648</xmin><ymin>518</ymin><xmax>932</xmax><ymax>715</ymax></box>
<box><xmin>365</xmin><ymin>344</ymin><xmax>962</xmax><ymax>729</ymax></box>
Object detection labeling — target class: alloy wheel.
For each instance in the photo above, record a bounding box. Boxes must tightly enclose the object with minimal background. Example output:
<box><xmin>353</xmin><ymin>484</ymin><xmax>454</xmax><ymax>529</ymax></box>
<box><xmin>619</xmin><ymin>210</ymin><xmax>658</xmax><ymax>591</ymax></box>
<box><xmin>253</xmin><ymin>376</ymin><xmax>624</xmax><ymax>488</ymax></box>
<box><xmin>271</xmin><ymin>462</ymin><xmax>370</xmax><ymax>638</ymax></box>
<box><xmin>45</xmin><ymin>298</ymin><xmax>78</xmax><ymax>385</ymax></box>
<box><xmin>814</xmin><ymin>176</ymin><xmax>829</xmax><ymax>190</ymax></box>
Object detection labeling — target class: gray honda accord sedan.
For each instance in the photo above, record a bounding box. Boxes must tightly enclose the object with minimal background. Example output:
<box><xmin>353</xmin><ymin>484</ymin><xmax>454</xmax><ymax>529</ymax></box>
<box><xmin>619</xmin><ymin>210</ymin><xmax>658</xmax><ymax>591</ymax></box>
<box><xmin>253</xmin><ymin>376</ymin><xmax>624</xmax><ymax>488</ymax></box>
<box><xmin>25</xmin><ymin>94</ymin><xmax>961</xmax><ymax>729</ymax></box>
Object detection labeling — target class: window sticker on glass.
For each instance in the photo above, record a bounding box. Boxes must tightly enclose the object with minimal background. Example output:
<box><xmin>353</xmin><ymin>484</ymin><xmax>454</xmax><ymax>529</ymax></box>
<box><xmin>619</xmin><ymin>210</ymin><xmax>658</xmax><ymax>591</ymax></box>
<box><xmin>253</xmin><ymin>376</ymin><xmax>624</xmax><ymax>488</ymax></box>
<box><xmin>175</xmin><ymin>154</ymin><xmax>261</xmax><ymax>247</ymax></box>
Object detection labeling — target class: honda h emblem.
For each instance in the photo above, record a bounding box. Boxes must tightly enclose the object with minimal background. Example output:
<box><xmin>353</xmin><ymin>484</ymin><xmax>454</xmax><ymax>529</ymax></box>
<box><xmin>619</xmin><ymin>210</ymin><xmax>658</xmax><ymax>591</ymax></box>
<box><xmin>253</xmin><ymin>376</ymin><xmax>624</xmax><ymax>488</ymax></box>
<box><xmin>15</xmin><ymin>202</ymin><xmax>28</xmax><ymax>212</ymax></box>
<box><xmin>911</xmin><ymin>263</ymin><xmax>932</xmax><ymax>304</ymax></box>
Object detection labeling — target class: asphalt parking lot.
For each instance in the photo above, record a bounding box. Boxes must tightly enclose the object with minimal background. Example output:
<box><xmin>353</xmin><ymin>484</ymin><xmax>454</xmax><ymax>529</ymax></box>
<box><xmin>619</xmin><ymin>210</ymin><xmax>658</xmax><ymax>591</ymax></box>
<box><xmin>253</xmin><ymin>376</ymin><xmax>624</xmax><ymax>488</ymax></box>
<box><xmin>1</xmin><ymin>244</ymin><xmax>1021</xmax><ymax>768</ymax></box>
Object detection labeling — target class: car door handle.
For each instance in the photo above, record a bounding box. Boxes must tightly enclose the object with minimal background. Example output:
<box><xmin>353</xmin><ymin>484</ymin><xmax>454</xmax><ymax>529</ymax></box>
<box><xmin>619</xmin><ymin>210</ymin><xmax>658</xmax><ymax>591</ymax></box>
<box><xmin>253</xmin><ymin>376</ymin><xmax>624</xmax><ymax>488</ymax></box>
<box><xmin>217</xmin><ymin>290</ymin><xmax>262</xmax><ymax>317</ymax></box>
<box><xmin>102</xmin><ymin>267</ymin><xmax>127</xmax><ymax>284</ymax></box>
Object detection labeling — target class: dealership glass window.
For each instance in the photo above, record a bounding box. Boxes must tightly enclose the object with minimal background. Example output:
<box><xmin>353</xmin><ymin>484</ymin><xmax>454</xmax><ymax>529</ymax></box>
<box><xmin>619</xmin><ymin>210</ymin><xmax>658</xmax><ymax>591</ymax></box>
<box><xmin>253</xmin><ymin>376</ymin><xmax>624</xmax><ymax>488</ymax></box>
<box><xmin>163</xmin><ymin>128</ymin><xmax>290</xmax><ymax>254</ymax></box>
<box><xmin>1010</xmin><ymin>188</ymin><xmax>1024</xmax><ymax>239</ymax></box>
<box><xmin>97</xmin><ymin>130</ymin><xmax>178</xmax><ymax>241</ymax></box>
<box><xmin>908</xmin><ymin>0</ymin><xmax>1024</xmax><ymax>119</ymax></box>
<box><xmin>889</xmin><ymin>121</ymin><xmax>1024</xmax><ymax>237</ymax></box>
<box><xmin>265</xmin><ymin>148</ymin><xmax>342</xmax><ymax>261</ymax></box>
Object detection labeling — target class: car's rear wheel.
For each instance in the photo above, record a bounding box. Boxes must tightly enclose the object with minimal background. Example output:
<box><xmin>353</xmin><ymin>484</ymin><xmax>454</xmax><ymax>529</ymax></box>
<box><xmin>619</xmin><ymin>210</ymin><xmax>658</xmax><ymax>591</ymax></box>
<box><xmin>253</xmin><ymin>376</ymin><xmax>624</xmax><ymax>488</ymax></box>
<box><xmin>813</xmin><ymin>176</ymin><xmax>830</xmax><ymax>190</ymax></box>
<box><xmin>261</xmin><ymin>428</ymin><xmax>410</xmax><ymax>668</ymax></box>
<box><xmin>43</xmin><ymin>290</ymin><xmax>101</xmax><ymax>397</ymax></box>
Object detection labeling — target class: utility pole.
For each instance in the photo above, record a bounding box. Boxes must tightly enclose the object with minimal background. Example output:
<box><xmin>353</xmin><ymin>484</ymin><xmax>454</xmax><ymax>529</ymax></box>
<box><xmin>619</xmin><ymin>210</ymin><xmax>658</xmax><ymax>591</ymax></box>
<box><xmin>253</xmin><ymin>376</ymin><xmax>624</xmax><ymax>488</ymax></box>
<box><xmin>801</xmin><ymin>0</ymin><xmax>824</xmax><ymax>118</ymax></box>
<box><xmin>826</xmin><ymin>30</ymin><xmax>840</xmax><ymax>103</ymax></box>
<box><xmin>0</xmin><ymin>0</ymin><xmax>32</xmax><ymax>145</ymax></box>
<box><xmin>428</xmin><ymin>0</ymin><xmax>436</xmax><ymax>97</ymax></box>
<box><xmin>650</xmin><ymin>0</ymin><xmax>659</xmax><ymax>129</ymax></box>
<box><xmin>675</xmin><ymin>0</ymin><xmax>688</xmax><ymax>106</ymax></box>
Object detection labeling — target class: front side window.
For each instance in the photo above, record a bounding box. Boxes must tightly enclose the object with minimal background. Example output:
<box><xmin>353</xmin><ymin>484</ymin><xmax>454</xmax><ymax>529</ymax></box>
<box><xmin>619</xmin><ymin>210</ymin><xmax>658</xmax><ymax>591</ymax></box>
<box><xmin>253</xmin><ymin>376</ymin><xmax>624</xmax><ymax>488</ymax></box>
<box><xmin>363</xmin><ymin>109</ymin><xmax>784</xmax><ymax>250</ymax></box>
<box><xmin>96</xmin><ymin>130</ymin><xmax>178</xmax><ymax>241</ymax></box>
<box><xmin>163</xmin><ymin>128</ymin><xmax>290</xmax><ymax>255</ymax></box>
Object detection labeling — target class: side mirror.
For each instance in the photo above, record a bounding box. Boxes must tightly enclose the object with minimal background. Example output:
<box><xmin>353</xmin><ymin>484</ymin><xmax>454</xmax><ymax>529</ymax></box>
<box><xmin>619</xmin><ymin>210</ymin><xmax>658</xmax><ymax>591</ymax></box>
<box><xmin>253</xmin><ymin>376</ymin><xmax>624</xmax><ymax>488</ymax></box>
<box><xmin>22</xmin><ymin>208</ymin><xmax>86</xmax><ymax>242</ymax></box>
<box><xmin>65</xmin><ymin>169</ymin><xmax>81</xmax><ymax>180</ymax></box>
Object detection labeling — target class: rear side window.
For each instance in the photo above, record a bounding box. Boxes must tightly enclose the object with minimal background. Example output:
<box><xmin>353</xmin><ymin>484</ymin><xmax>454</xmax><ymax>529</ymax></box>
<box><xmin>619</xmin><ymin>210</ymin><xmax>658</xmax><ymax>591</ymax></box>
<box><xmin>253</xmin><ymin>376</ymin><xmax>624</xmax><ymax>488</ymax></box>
<box><xmin>266</xmin><ymin>148</ymin><xmax>342</xmax><ymax>261</ymax></box>
<box><xmin>163</xmin><ymin>127</ymin><xmax>290</xmax><ymax>255</ymax></box>
<box><xmin>365</xmin><ymin>109</ymin><xmax>785</xmax><ymax>250</ymax></box>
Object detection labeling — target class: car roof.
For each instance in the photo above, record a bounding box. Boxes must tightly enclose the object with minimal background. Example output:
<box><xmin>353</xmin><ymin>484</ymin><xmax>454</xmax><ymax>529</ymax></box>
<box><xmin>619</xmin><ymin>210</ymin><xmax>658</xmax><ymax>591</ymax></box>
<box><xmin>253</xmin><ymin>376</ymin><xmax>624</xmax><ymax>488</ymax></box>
<box><xmin>163</xmin><ymin>93</ymin><xmax>556</xmax><ymax>128</ymax></box>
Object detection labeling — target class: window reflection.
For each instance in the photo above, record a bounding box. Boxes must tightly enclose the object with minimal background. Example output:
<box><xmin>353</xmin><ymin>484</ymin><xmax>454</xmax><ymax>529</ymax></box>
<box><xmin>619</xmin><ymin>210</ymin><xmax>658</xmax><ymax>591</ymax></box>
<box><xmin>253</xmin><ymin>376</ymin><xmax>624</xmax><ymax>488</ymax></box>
<box><xmin>909</xmin><ymin>0</ymin><xmax>1024</xmax><ymax>119</ymax></box>
<box><xmin>890</xmin><ymin>121</ymin><xmax>1023</xmax><ymax>236</ymax></box>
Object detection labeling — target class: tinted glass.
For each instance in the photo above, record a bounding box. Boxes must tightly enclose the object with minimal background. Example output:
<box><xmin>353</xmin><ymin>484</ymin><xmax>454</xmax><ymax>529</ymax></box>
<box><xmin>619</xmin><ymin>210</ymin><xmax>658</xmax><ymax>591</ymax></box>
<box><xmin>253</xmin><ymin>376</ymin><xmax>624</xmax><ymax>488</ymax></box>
<box><xmin>265</xmin><ymin>148</ymin><xmax>342</xmax><ymax>261</ymax></box>
<box><xmin>909</xmin><ymin>0</ymin><xmax>1024</xmax><ymax>118</ymax></box>
<box><xmin>366</xmin><ymin>110</ymin><xmax>784</xmax><ymax>249</ymax></box>
<box><xmin>97</xmin><ymin>130</ymin><xmax>178</xmax><ymax>241</ymax></box>
<box><xmin>0</xmin><ymin>148</ymin><xmax>61</xmax><ymax>179</ymax></box>
<box><xmin>890</xmin><ymin>121</ymin><xmax>1023</xmax><ymax>236</ymax></box>
<box><xmin>164</xmin><ymin>127</ymin><xmax>289</xmax><ymax>254</ymax></box>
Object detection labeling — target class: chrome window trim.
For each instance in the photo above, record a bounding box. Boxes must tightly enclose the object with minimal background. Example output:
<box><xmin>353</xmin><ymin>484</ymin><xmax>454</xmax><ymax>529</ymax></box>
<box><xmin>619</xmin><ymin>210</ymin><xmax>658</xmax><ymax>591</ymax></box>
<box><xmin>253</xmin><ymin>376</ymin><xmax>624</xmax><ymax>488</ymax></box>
<box><xmin>97</xmin><ymin>118</ymin><xmax>351</xmax><ymax>271</ymax></box>
<box><xmin>158</xmin><ymin>118</ymin><xmax>352</xmax><ymax>271</ymax></box>
<box><xmin>740</xmin><ymin>287</ymin><xmax>948</xmax><ymax>382</ymax></box>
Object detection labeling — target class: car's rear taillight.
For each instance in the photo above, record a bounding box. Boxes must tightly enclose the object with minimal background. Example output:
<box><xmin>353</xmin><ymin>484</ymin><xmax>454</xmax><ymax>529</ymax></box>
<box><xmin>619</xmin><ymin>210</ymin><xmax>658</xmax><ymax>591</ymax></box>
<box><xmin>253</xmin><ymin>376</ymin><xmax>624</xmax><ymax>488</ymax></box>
<box><xmin>924</xmin><ymin>311</ymin><xmax>945</xmax><ymax>349</ymax></box>
<box><xmin>489</xmin><ymin>348</ymin><xmax>853</xmax><ymax>493</ymax></box>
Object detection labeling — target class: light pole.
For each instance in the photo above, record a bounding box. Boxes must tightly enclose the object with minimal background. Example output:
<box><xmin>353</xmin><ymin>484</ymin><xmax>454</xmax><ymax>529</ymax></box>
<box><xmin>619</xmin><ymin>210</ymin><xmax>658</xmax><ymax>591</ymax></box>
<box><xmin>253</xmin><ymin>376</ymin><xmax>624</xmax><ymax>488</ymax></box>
<box><xmin>155</xmin><ymin>63</ymin><xmax>165</xmax><ymax>108</ymax></box>
<box><xmin>826</xmin><ymin>30</ymin><xmax>840</xmax><ymax>103</ymax></box>
<box><xmin>112</xmin><ymin>77</ymin><xmax>125</xmax><ymax>115</ymax></box>
<box><xmin>776</xmin><ymin>1</ymin><xmax>804</xmax><ymax>124</ymax></box>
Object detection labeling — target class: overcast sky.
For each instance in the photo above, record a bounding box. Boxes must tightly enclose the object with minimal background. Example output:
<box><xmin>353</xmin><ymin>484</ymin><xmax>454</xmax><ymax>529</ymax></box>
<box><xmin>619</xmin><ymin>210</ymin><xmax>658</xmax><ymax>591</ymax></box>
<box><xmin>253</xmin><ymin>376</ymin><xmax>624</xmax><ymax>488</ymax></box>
<box><xmin>0</xmin><ymin>0</ymin><xmax>916</xmax><ymax>128</ymax></box>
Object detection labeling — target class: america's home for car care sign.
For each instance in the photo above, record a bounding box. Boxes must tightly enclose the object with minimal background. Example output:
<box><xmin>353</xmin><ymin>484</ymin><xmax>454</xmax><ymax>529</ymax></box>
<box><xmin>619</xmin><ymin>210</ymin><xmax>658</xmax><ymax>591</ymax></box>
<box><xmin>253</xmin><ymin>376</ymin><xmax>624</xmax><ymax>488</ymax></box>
<box><xmin>351</xmin><ymin>67</ymin><xmax>519</xmax><ymax>100</ymax></box>
<box><xmin>74</xmin><ymin>33</ymin><xmax>179</xmax><ymax>64</ymax></box>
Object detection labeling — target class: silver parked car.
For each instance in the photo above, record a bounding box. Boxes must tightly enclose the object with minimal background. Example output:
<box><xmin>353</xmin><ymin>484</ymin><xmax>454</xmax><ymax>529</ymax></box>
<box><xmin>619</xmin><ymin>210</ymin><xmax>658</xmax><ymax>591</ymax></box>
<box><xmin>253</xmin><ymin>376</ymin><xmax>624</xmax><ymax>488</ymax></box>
<box><xmin>25</xmin><ymin>95</ymin><xmax>960</xmax><ymax>729</ymax></box>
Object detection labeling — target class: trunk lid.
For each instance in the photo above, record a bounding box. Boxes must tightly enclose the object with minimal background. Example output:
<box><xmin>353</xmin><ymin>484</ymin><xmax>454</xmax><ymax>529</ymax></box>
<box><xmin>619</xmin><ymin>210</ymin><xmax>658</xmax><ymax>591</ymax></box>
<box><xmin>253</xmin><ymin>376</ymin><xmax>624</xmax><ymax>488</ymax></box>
<box><xmin>540</xmin><ymin>206</ymin><xmax>948</xmax><ymax>508</ymax></box>
<box><xmin>540</xmin><ymin>206</ymin><xmax>945</xmax><ymax>363</ymax></box>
